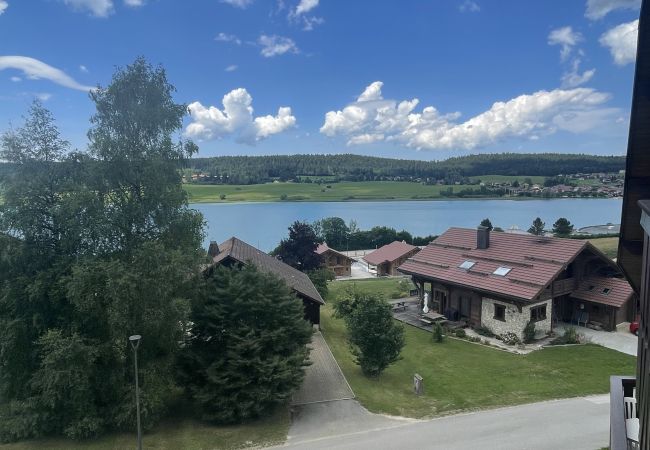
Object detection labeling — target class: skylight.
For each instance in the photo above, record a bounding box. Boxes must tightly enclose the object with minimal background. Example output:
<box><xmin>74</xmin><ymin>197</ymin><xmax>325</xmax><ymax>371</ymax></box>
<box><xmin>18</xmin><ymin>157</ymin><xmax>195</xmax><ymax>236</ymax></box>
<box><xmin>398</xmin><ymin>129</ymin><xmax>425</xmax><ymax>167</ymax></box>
<box><xmin>493</xmin><ymin>266</ymin><xmax>512</xmax><ymax>276</ymax></box>
<box><xmin>459</xmin><ymin>260</ymin><xmax>475</xmax><ymax>270</ymax></box>
<box><xmin>602</xmin><ymin>288</ymin><xmax>611</xmax><ymax>295</ymax></box>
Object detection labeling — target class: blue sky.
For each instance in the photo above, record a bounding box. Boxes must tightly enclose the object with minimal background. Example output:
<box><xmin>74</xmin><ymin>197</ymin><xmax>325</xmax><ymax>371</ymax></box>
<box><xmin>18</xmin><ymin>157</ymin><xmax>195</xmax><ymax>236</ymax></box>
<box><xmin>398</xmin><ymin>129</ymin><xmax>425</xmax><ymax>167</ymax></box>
<box><xmin>0</xmin><ymin>0</ymin><xmax>641</xmax><ymax>160</ymax></box>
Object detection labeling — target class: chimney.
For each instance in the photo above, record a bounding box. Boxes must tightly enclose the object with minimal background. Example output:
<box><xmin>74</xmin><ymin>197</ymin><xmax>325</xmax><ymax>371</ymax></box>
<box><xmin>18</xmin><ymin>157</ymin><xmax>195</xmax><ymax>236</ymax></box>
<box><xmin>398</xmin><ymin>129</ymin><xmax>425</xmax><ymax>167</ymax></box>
<box><xmin>207</xmin><ymin>241</ymin><xmax>220</xmax><ymax>258</ymax></box>
<box><xmin>477</xmin><ymin>226</ymin><xmax>490</xmax><ymax>250</ymax></box>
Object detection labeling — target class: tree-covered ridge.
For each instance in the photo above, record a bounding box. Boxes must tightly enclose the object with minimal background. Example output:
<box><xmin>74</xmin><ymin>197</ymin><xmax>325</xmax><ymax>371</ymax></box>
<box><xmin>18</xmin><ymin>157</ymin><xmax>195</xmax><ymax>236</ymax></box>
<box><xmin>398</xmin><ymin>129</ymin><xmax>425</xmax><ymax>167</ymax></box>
<box><xmin>185</xmin><ymin>153</ymin><xmax>626</xmax><ymax>184</ymax></box>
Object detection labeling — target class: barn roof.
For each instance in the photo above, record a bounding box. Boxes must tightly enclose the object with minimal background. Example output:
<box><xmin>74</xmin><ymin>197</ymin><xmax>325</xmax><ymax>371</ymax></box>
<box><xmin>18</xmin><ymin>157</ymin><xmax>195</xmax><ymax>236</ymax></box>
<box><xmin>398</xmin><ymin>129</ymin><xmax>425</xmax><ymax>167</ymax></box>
<box><xmin>212</xmin><ymin>237</ymin><xmax>324</xmax><ymax>305</ymax></box>
<box><xmin>398</xmin><ymin>228</ymin><xmax>591</xmax><ymax>302</ymax></box>
<box><xmin>363</xmin><ymin>241</ymin><xmax>419</xmax><ymax>265</ymax></box>
<box><xmin>315</xmin><ymin>243</ymin><xmax>354</xmax><ymax>261</ymax></box>
<box><xmin>571</xmin><ymin>276</ymin><xmax>634</xmax><ymax>308</ymax></box>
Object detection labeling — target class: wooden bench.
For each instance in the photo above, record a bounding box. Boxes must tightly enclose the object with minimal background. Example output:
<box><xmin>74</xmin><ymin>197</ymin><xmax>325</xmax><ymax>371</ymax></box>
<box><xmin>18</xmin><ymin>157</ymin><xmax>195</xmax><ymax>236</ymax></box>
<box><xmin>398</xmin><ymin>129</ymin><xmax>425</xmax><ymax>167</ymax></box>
<box><xmin>419</xmin><ymin>317</ymin><xmax>433</xmax><ymax>326</ymax></box>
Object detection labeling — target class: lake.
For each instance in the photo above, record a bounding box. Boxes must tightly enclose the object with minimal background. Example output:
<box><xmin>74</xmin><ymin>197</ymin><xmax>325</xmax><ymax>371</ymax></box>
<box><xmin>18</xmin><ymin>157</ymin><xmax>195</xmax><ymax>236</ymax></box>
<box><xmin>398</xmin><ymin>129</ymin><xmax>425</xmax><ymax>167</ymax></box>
<box><xmin>192</xmin><ymin>198</ymin><xmax>623</xmax><ymax>252</ymax></box>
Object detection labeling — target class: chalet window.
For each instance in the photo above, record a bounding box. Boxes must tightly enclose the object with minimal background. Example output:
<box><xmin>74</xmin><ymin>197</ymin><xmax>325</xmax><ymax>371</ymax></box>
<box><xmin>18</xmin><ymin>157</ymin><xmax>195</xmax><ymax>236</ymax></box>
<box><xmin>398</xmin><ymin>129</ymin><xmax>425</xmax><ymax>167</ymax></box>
<box><xmin>530</xmin><ymin>305</ymin><xmax>547</xmax><ymax>322</ymax></box>
<box><xmin>494</xmin><ymin>304</ymin><xmax>506</xmax><ymax>321</ymax></box>
<box><xmin>602</xmin><ymin>288</ymin><xmax>611</xmax><ymax>295</ymax></box>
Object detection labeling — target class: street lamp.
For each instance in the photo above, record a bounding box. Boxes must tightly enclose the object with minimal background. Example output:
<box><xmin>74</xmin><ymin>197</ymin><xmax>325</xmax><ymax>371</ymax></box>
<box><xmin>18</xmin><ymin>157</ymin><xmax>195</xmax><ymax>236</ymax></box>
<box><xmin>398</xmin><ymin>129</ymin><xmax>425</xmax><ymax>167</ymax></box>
<box><xmin>129</xmin><ymin>334</ymin><xmax>142</xmax><ymax>450</ymax></box>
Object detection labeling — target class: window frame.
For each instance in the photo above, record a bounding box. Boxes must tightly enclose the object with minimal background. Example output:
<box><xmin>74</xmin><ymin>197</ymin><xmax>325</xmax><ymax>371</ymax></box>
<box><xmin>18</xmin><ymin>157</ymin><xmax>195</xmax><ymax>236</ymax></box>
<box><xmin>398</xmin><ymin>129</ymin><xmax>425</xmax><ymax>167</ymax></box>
<box><xmin>530</xmin><ymin>304</ymin><xmax>547</xmax><ymax>323</ymax></box>
<box><xmin>494</xmin><ymin>303</ymin><xmax>506</xmax><ymax>321</ymax></box>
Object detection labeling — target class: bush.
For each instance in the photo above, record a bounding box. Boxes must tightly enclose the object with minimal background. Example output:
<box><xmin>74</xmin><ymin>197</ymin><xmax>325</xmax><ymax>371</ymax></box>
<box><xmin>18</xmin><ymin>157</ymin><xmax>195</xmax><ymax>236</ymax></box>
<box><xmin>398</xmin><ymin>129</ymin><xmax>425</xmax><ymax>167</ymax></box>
<box><xmin>500</xmin><ymin>332</ymin><xmax>521</xmax><ymax>346</ymax></box>
<box><xmin>523</xmin><ymin>321</ymin><xmax>536</xmax><ymax>344</ymax></box>
<box><xmin>550</xmin><ymin>327</ymin><xmax>582</xmax><ymax>345</ymax></box>
<box><xmin>219</xmin><ymin>194</ymin><xmax>226</xmax><ymax>200</ymax></box>
<box><xmin>455</xmin><ymin>328</ymin><xmax>467</xmax><ymax>338</ymax></box>
<box><xmin>432</xmin><ymin>322</ymin><xmax>445</xmax><ymax>343</ymax></box>
<box><xmin>469</xmin><ymin>336</ymin><xmax>481</xmax><ymax>343</ymax></box>
<box><xmin>475</xmin><ymin>325</ymin><xmax>495</xmax><ymax>337</ymax></box>
<box><xmin>280</xmin><ymin>194</ymin><xmax>288</xmax><ymax>200</ymax></box>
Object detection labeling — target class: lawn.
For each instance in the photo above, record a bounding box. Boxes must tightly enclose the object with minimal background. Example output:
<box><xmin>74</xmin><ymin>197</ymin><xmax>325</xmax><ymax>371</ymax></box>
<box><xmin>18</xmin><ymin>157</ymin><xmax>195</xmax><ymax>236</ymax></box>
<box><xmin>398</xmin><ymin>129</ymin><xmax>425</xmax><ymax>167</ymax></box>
<box><xmin>0</xmin><ymin>407</ymin><xmax>289</xmax><ymax>450</ymax></box>
<box><xmin>588</xmin><ymin>236</ymin><xmax>619</xmax><ymax>259</ymax></box>
<box><xmin>322</xmin><ymin>278</ymin><xmax>636</xmax><ymax>418</ymax></box>
<box><xmin>185</xmin><ymin>181</ymin><xmax>482</xmax><ymax>203</ymax></box>
<box><xmin>327</xmin><ymin>277</ymin><xmax>414</xmax><ymax>300</ymax></box>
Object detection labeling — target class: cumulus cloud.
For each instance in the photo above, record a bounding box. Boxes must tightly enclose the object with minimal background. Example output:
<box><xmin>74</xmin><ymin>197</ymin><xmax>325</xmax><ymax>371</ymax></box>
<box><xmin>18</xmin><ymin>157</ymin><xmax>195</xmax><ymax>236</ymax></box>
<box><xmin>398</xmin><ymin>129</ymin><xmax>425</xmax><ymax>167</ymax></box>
<box><xmin>288</xmin><ymin>0</ymin><xmax>323</xmax><ymax>30</ymax></box>
<box><xmin>293</xmin><ymin>0</ymin><xmax>318</xmax><ymax>15</ymax></box>
<box><xmin>63</xmin><ymin>0</ymin><xmax>114</xmax><ymax>17</ymax></box>
<box><xmin>561</xmin><ymin>59</ymin><xmax>596</xmax><ymax>88</ymax></box>
<box><xmin>548</xmin><ymin>26</ymin><xmax>583</xmax><ymax>61</ymax></box>
<box><xmin>459</xmin><ymin>1</ymin><xmax>480</xmax><ymax>13</ymax></box>
<box><xmin>0</xmin><ymin>56</ymin><xmax>95</xmax><ymax>91</ymax></box>
<box><xmin>185</xmin><ymin>88</ymin><xmax>296</xmax><ymax>144</ymax></box>
<box><xmin>320</xmin><ymin>82</ymin><xmax>616</xmax><ymax>151</ymax></box>
<box><xmin>258</xmin><ymin>35</ymin><xmax>299</xmax><ymax>57</ymax></box>
<box><xmin>221</xmin><ymin>0</ymin><xmax>253</xmax><ymax>8</ymax></box>
<box><xmin>0</xmin><ymin>1</ymin><xmax>8</xmax><ymax>15</ymax></box>
<box><xmin>585</xmin><ymin>0</ymin><xmax>640</xmax><ymax>20</ymax></box>
<box><xmin>600</xmin><ymin>19</ymin><xmax>638</xmax><ymax>65</ymax></box>
<box><xmin>215</xmin><ymin>32</ymin><xmax>242</xmax><ymax>45</ymax></box>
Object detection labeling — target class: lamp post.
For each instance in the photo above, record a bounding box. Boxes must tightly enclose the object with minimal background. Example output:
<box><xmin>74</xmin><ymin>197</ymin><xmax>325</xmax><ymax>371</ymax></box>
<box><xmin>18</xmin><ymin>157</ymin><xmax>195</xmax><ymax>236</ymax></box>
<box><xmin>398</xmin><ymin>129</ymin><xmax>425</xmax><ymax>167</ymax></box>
<box><xmin>129</xmin><ymin>334</ymin><xmax>142</xmax><ymax>450</ymax></box>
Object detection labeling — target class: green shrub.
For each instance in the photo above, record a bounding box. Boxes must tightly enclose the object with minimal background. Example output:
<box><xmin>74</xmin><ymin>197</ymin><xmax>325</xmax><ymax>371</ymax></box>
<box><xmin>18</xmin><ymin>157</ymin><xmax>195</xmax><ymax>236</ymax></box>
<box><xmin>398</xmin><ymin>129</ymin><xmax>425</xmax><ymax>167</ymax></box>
<box><xmin>475</xmin><ymin>325</ymin><xmax>495</xmax><ymax>337</ymax></box>
<box><xmin>523</xmin><ymin>321</ymin><xmax>536</xmax><ymax>344</ymax></box>
<box><xmin>219</xmin><ymin>194</ymin><xmax>226</xmax><ymax>200</ymax></box>
<box><xmin>455</xmin><ymin>328</ymin><xmax>467</xmax><ymax>338</ymax></box>
<box><xmin>469</xmin><ymin>336</ymin><xmax>481</xmax><ymax>343</ymax></box>
<box><xmin>432</xmin><ymin>322</ymin><xmax>445</xmax><ymax>343</ymax></box>
<box><xmin>280</xmin><ymin>194</ymin><xmax>288</xmax><ymax>200</ymax></box>
<box><xmin>501</xmin><ymin>332</ymin><xmax>521</xmax><ymax>345</ymax></box>
<box><xmin>550</xmin><ymin>327</ymin><xmax>581</xmax><ymax>345</ymax></box>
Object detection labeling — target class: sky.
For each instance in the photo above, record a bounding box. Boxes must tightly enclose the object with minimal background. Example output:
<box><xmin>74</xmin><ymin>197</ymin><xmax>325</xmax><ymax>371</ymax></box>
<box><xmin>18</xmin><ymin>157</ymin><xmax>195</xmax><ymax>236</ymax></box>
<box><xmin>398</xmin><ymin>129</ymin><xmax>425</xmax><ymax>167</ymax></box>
<box><xmin>0</xmin><ymin>0</ymin><xmax>642</xmax><ymax>160</ymax></box>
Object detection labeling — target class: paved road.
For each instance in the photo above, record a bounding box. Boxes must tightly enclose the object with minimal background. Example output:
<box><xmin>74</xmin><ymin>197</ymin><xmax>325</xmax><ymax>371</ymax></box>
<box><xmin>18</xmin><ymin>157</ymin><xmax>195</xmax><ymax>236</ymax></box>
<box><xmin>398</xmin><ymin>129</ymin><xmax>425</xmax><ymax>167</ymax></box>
<box><xmin>275</xmin><ymin>395</ymin><xmax>611</xmax><ymax>450</ymax></box>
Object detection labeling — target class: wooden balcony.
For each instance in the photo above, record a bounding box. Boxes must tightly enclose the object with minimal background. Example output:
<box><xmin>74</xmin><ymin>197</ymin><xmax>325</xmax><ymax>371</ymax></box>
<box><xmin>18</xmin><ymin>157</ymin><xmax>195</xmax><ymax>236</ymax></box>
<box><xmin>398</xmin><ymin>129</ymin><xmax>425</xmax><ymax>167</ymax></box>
<box><xmin>552</xmin><ymin>277</ymin><xmax>576</xmax><ymax>296</ymax></box>
<box><xmin>610</xmin><ymin>376</ymin><xmax>636</xmax><ymax>450</ymax></box>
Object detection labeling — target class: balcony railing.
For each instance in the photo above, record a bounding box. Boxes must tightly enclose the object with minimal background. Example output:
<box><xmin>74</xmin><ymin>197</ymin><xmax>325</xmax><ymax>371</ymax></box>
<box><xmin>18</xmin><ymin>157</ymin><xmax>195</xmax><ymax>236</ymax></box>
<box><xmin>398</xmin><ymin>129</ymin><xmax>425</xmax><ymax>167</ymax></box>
<box><xmin>610</xmin><ymin>376</ymin><xmax>637</xmax><ymax>450</ymax></box>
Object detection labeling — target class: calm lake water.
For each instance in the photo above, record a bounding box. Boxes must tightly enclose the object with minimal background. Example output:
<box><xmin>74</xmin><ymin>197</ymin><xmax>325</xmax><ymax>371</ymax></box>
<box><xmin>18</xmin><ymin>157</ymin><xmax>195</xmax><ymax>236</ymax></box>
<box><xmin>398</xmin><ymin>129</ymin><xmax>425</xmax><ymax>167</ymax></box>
<box><xmin>192</xmin><ymin>198</ymin><xmax>623</xmax><ymax>252</ymax></box>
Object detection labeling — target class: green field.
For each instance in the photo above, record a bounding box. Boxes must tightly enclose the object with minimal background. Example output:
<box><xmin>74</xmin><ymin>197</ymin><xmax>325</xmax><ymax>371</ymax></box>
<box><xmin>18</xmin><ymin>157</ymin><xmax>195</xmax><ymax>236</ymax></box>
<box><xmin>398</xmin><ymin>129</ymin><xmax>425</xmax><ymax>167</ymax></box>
<box><xmin>469</xmin><ymin>175</ymin><xmax>546</xmax><ymax>185</ymax></box>
<box><xmin>322</xmin><ymin>278</ymin><xmax>636</xmax><ymax>418</ymax></box>
<box><xmin>588</xmin><ymin>236</ymin><xmax>619</xmax><ymax>259</ymax></box>
<box><xmin>0</xmin><ymin>407</ymin><xmax>289</xmax><ymax>450</ymax></box>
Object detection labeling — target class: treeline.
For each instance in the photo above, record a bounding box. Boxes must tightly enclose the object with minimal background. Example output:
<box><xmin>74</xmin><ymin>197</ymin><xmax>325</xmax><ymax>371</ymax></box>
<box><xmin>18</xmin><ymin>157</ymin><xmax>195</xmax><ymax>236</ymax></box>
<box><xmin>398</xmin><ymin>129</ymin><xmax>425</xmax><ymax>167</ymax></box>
<box><xmin>184</xmin><ymin>153</ymin><xmax>625</xmax><ymax>185</ymax></box>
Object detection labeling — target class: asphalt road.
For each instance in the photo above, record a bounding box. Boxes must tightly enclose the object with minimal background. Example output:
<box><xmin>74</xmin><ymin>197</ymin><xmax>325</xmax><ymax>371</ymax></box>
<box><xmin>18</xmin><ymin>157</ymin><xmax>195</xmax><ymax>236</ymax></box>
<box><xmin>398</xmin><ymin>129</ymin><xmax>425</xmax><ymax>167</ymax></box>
<box><xmin>275</xmin><ymin>394</ymin><xmax>611</xmax><ymax>450</ymax></box>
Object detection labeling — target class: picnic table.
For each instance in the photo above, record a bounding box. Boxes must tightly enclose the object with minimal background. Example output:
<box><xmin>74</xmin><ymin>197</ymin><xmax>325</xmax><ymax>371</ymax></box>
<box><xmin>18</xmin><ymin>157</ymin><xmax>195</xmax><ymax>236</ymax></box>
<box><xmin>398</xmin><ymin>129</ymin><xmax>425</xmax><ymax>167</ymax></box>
<box><xmin>389</xmin><ymin>299</ymin><xmax>408</xmax><ymax>311</ymax></box>
<box><xmin>419</xmin><ymin>311</ymin><xmax>447</xmax><ymax>326</ymax></box>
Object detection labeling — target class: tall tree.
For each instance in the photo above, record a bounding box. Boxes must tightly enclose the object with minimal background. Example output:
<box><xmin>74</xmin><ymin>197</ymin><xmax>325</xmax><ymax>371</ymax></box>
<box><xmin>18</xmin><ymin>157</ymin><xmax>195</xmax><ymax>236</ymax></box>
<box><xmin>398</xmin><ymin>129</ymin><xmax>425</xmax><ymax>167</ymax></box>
<box><xmin>314</xmin><ymin>217</ymin><xmax>349</xmax><ymax>249</ymax></box>
<box><xmin>528</xmin><ymin>217</ymin><xmax>546</xmax><ymax>236</ymax></box>
<box><xmin>480</xmin><ymin>218</ymin><xmax>493</xmax><ymax>231</ymax></box>
<box><xmin>274</xmin><ymin>221</ymin><xmax>322</xmax><ymax>272</ymax></box>
<box><xmin>552</xmin><ymin>217</ymin><xmax>574</xmax><ymax>237</ymax></box>
<box><xmin>177</xmin><ymin>265</ymin><xmax>312</xmax><ymax>423</ymax></box>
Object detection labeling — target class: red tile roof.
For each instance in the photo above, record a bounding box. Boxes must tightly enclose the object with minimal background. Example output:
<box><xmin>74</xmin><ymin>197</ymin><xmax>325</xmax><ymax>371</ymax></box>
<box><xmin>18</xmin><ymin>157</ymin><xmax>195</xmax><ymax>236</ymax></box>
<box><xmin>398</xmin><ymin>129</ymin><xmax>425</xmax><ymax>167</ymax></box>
<box><xmin>398</xmin><ymin>228</ymin><xmax>589</xmax><ymax>302</ymax></box>
<box><xmin>315</xmin><ymin>243</ymin><xmax>354</xmax><ymax>261</ymax></box>
<box><xmin>212</xmin><ymin>237</ymin><xmax>324</xmax><ymax>305</ymax></box>
<box><xmin>363</xmin><ymin>241</ymin><xmax>419</xmax><ymax>265</ymax></box>
<box><xmin>571</xmin><ymin>276</ymin><xmax>634</xmax><ymax>307</ymax></box>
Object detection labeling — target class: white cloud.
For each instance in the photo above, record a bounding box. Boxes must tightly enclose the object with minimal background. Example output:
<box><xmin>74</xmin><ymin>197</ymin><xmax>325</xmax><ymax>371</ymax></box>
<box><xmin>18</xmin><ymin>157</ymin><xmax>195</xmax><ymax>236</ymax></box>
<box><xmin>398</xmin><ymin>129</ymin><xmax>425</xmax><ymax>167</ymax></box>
<box><xmin>258</xmin><ymin>35</ymin><xmax>299</xmax><ymax>57</ymax></box>
<box><xmin>459</xmin><ymin>1</ymin><xmax>480</xmax><ymax>13</ymax></box>
<box><xmin>225</xmin><ymin>64</ymin><xmax>238</xmax><ymax>72</ymax></box>
<box><xmin>585</xmin><ymin>0</ymin><xmax>640</xmax><ymax>20</ymax></box>
<box><xmin>79</xmin><ymin>64</ymin><xmax>88</xmax><ymax>73</ymax></box>
<box><xmin>124</xmin><ymin>0</ymin><xmax>144</xmax><ymax>7</ymax></box>
<box><xmin>0</xmin><ymin>56</ymin><xmax>95</xmax><ymax>91</ymax></box>
<box><xmin>221</xmin><ymin>0</ymin><xmax>253</xmax><ymax>8</ymax></box>
<box><xmin>561</xmin><ymin>59</ymin><xmax>596</xmax><ymax>88</ymax></box>
<box><xmin>294</xmin><ymin>0</ymin><xmax>318</xmax><ymax>16</ymax></box>
<box><xmin>185</xmin><ymin>88</ymin><xmax>296</xmax><ymax>144</ymax></box>
<box><xmin>0</xmin><ymin>1</ymin><xmax>8</xmax><ymax>15</ymax></box>
<box><xmin>548</xmin><ymin>26</ymin><xmax>583</xmax><ymax>61</ymax></box>
<box><xmin>320</xmin><ymin>82</ymin><xmax>617</xmax><ymax>151</ymax></box>
<box><xmin>215</xmin><ymin>32</ymin><xmax>242</xmax><ymax>45</ymax></box>
<box><xmin>10</xmin><ymin>75</ymin><xmax>20</xmax><ymax>82</ymax></box>
<box><xmin>600</xmin><ymin>19</ymin><xmax>638</xmax><ymax>65</ymax></box>
<box><xmin>35</xmin><ymin>93</ymin><xmax>52</xmax><ymax>102</ymax></box>
<box><xmin>63</xmin><ymin>0</ymin><xmax>114</xmax><ymax>17</ymax></box>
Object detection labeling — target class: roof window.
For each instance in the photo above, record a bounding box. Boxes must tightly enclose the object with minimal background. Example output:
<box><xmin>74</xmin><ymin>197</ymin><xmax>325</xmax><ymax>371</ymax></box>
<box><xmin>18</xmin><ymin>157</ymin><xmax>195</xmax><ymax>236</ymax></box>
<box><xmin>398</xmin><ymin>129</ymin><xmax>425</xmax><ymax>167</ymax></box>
<box><xmin>602</xmin><ymin>288</ymin><xmax>611</xmax><ymax>295</ymax></box>
<box><xmin>459</xmin><ymin>260</ymin><xmax>475</xmax><ymax>270</ymax></box>
<box><xmin>493</xmin><ymin>266</ymin><xmax>512</xmax><ymax>276</ymax></box>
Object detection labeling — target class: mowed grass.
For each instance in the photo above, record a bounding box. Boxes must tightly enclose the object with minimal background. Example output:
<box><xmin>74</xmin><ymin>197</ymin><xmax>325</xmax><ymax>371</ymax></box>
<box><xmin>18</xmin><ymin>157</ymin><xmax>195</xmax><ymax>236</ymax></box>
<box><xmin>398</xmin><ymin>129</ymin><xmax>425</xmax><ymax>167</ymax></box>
<box><xmin>185</xmin><ymin>181</ymin><xmax>477</xmax><ymax>203</ymax></box>
<box><xmin>588</xmin><ymin>236</ymin><xmax>619</xmax><ymax>259</ymax></box>
<box><xmin>322</xmin><ymin>278</ymin><xmax>636</xmax><ymax>418</ymax></box>
<box><xmin>0</xmin><ymin>407</ymin><xmax>289</xmax><ymax>450</ymax></box>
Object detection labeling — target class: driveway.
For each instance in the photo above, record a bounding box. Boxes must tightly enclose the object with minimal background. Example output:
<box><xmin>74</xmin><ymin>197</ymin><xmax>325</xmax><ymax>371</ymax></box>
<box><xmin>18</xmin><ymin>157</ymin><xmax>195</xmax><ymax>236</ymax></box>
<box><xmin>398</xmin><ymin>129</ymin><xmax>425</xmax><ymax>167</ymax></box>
<box><xmin>556</xmin><ymin>322</ymin><xmax>638</xmax><ymax>356</ymax></box>
<box><xmin>275</xmin><ymin>395</ymin><xmax>611</xmax><ymax>450</ymax></box>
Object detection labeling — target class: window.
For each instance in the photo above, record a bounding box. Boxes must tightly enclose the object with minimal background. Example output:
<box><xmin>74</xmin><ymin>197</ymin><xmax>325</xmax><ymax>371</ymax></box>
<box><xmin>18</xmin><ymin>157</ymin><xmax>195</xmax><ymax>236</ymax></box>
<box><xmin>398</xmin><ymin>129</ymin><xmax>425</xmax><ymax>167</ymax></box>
<box><xmin>530</xmin><ymin>305</ymin><xmax>547</xmax><ymax>322</ymax></box>
<box><xmin>602</xmin><ymin>288</ymin><xmax>611</xmax><ymax>295</ymax></box>
<box><xmin>493</xmin><ymin>266</ymin><xmax>512</xmax><ymax>276</ymax></box>
<box><xmin>494</xmin><ymin>304</ymin><xmax>505</xmax><ymax>321</ymax></box>
<box><xmin>459</xmin><ymin>260</ymin><xmax>475</xmax><ymax>270</ymax></box>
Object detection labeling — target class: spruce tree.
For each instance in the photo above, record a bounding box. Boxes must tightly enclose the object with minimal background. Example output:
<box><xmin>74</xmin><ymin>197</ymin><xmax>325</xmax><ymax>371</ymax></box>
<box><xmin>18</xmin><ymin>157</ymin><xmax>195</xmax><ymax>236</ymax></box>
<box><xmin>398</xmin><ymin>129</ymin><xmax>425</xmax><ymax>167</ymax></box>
<box><xmin>528</xmin><ymin>217</ymin><xmax>546</xmax><ymax>236</ymax></box>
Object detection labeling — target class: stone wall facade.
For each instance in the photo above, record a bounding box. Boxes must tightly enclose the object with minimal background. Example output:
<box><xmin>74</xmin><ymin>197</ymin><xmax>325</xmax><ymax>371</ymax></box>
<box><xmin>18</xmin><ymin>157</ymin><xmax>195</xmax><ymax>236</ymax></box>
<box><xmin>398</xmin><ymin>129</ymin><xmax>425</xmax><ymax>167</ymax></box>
<box><xmin>481</xmin><ymin>297</ymin><xmax>552</xmax><ymax>339</ymax></box>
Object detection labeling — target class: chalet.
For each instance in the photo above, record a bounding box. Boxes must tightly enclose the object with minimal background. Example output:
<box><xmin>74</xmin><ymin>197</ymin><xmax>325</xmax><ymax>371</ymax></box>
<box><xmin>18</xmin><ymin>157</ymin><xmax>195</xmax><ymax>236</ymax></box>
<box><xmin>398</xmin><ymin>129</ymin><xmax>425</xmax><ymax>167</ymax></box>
<box><xmin>398</xmin><ymin>227</ymin><xmax>635</xmax><ymax>338</ymax></box>
<box><xmin>363</xmin><ymin>241</ymin><xmax>420</xmax><ymax>276</ymax></box>
<box><xmin>207</xmin><ymin>237</ymin><xmax>325</xmax><ymax>325</ymax></box>
<box><xmin>315</xmin><ymin>243</ymin><xmax>354</xmax><ymax>277</ymax></box>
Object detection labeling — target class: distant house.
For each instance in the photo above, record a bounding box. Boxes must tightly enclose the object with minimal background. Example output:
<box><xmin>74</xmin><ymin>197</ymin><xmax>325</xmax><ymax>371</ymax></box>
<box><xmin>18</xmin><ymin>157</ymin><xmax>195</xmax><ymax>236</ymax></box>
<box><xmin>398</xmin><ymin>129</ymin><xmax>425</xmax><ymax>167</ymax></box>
<box><xmin>207</xmin><ymin>237</ymin><xmax>325</xmax><ymax>325</ymax></box>
<box><xmin>398</xmin><ymin>227</ymin><xmax>635</xmax><ymax>337</ymax></box>
<box><xmin>315</xmin><ymin>243</ymin><xmax>354</xmax><ymax>277</ymax></box>
<box><xmin>363</xmin><ymin>241</ymin><xmax>420</xmax><ymax>276</ymax></box>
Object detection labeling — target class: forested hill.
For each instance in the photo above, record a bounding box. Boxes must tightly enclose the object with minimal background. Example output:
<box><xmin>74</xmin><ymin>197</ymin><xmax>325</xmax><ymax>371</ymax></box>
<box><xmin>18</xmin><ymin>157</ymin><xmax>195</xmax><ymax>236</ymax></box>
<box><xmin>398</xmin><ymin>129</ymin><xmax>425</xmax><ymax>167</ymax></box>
<box><xmin>185</xmin><ymin>153</ymin><xmax>625</xmax><ymax>184</ymax></box>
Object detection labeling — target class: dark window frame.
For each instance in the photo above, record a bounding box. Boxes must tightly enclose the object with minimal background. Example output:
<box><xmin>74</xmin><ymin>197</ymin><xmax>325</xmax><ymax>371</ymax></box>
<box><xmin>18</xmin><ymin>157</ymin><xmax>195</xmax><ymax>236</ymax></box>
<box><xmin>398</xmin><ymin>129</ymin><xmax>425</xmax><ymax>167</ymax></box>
<box><xmin>494</xmin><ymin>303</ymin><xmax>506</xmax><ymax>321</ymax></box>
<box><xmin>530</xmin><ymin>304</ymin><xmax>547</xmax><ymax>322</ymax></box>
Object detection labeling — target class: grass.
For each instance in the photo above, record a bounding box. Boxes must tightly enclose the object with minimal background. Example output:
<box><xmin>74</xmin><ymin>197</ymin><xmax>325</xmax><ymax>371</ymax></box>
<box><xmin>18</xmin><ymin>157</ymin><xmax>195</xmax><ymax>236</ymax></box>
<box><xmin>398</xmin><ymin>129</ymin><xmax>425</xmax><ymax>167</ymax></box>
<box><xmin>327</xmin><ymin>277</ymin><xmax>413</xmax><ymax>300</ymax></box>
<box><xmin>185</xmin><ymin>181</ymin><xmax>501</xmax><ymax>203</ymax></box>
<box><xmin>322</xmin><ymin>278</ymin><xmax>636</xmax><ymax>418</ymax></box>
<box><xmin>588</xmin><ymin>236</ymin><xmax>619</xmax><ymax>259</ymax></box>
<box><xmin>0</xmin><ymin>407</ymin><xmax>289</xmax><ymax>450</ymax></box>
<box><xmin>469</xmin><ymin>175</ymin><xmax>545</xmax><ymax>185</ymax></box>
